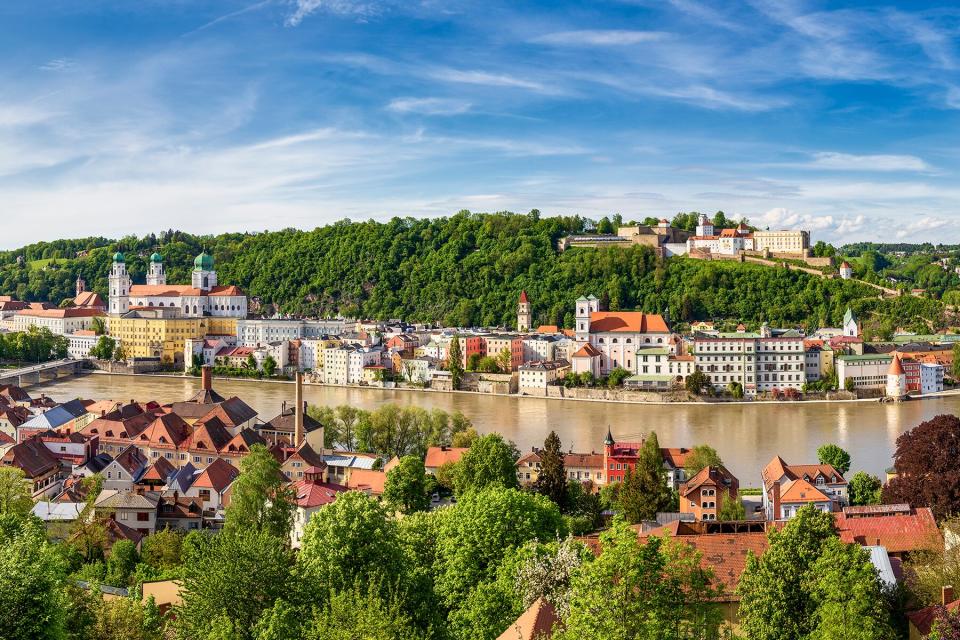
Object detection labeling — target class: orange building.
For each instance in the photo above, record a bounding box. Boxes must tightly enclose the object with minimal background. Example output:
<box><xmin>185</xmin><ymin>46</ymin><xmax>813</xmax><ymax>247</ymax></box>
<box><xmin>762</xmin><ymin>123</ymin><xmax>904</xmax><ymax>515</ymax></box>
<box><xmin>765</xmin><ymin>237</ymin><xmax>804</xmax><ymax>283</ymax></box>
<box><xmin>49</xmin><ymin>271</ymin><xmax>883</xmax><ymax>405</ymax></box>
<box><xmin>679</xmin><ymin>465</ymin><xmax>739</xmax><ymax>521</ymax></box>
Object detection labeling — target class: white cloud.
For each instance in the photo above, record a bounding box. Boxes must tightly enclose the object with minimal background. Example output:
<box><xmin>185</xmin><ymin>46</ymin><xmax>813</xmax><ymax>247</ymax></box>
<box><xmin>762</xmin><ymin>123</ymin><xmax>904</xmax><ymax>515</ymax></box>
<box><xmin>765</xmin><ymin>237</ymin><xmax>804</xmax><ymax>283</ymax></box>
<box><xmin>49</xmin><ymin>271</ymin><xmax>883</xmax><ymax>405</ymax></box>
<box><xmin>39</xmin><ymin>58</ymin><xmax>76</xmax><ymax>72</ymax></box>
<box><xmin>532</xmin><ymin>30</ymin><xmax>668</xmax><ymax>46</ymax></box>
<box><xmin>809</xmin><ymin>152</ymin><xmax>931</xmax><ymax>172</ymax></box>
<box><xmin>429</xmin><ymin>68</ymin><xmax>551</xmax><ymax>93</ymax></box>
<box><xmin>386</xmin><ymin>97</ymin><xmax>471</xmax><ymax>115</ymax></box>
<box><xmin>285</xmin><ymin>0</ymin><xmax>382</xmax><ymax>26</ymax></box>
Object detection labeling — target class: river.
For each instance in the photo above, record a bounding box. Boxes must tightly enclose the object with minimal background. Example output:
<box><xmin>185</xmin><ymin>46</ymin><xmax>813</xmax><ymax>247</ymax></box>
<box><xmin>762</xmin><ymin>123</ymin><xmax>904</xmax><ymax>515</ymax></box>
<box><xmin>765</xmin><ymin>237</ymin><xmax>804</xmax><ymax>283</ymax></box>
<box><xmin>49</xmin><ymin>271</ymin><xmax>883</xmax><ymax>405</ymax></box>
<box><xmin>31</xmin><ymin>373</ymin><xmax>960</xmax><ymax>485</ymax></box>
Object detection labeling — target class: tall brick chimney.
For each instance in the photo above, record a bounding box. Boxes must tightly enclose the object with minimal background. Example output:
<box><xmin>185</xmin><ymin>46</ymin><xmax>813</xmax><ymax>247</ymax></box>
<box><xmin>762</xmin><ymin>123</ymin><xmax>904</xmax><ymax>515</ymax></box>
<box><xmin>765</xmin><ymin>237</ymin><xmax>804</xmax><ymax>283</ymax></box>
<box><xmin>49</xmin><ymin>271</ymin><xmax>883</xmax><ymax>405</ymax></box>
<box><xmin>771</xmin><ymin>482</ymin><xmax>781</xmax><ymax>521</ymax></box>
<box><xmin>944</xmin><ymin>585</ymin><xmax>955</xmax><ymax>605</ymax></box>
<box><xmin>294</xmin><ymin>371</ymin><xmax>304</xmax><ymax>448</ymax></box>
<box><xmin>201</xmin><ymin>365</ymin><xmax>212</xmax><ymax>391</ymax></box>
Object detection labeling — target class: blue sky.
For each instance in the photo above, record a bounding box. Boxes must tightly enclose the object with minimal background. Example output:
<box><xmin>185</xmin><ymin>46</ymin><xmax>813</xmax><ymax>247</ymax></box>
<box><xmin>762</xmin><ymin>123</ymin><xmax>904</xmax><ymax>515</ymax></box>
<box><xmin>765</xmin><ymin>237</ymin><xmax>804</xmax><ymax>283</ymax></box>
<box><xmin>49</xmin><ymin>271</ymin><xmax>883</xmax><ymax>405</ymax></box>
<box><xmin>2</xmin><ymin>0</ymin><xmax>960</xmax><ymax>248</ymax></box>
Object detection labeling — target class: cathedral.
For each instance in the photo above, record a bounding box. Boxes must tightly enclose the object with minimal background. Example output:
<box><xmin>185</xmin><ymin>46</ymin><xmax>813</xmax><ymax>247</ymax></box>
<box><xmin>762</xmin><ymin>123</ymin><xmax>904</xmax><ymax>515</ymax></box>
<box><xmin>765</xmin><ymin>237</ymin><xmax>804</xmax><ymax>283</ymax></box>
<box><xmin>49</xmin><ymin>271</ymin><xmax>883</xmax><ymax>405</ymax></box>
<box><xmin>108</xmin><ymin>251</ymin><xmax>247</xmax><ymax>318</ymax></box>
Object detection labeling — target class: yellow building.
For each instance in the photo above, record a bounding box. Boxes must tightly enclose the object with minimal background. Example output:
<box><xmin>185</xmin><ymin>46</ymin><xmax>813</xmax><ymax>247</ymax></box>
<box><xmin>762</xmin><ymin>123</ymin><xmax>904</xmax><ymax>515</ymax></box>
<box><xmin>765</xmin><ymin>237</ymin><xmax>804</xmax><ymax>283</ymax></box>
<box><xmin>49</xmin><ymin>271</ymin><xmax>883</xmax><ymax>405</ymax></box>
<box><xmin>108</xmin><ymin>309</ymin><xmax>237</xmax><ymax>365</ymax></box>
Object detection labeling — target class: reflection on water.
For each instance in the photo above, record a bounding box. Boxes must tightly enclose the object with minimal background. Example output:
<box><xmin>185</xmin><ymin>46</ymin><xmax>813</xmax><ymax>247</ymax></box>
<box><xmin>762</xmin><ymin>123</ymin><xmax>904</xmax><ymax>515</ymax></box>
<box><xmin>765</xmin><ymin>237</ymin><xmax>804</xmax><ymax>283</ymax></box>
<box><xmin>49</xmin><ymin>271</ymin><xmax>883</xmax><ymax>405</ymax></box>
<box><xmin>36</xmin><ymin>374</ymin><xmax>960</xmax><ymax>485</ymax></box>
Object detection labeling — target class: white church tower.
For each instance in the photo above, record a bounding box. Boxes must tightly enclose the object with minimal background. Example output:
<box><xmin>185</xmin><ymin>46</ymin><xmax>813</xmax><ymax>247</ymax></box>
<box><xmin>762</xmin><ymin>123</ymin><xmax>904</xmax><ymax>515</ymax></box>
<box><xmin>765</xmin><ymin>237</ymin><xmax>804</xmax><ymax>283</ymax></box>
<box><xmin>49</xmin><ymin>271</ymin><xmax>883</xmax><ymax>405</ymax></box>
<box><xmin>575</xmin><ymin>294</ymin><xmax>599</xmax><ymax>343</ymax></box>
<box><xmin>191</xmin><ymin>252</ymin><xmax>217</xmax><ymax>292</ymax></box>
<box><xmin>886</xmin><ymin>354</ymin><xmax>906</xmax><ymax>398</ymax></box>
<box><xmin>146</xmin><ymin>252</ymin><xmax>166</xmax><ymax>286</ymax></box>
<box><xmin>108</xmin><ymin>252</ymin><xmax>131</xmax><ymax>315</ymax></box>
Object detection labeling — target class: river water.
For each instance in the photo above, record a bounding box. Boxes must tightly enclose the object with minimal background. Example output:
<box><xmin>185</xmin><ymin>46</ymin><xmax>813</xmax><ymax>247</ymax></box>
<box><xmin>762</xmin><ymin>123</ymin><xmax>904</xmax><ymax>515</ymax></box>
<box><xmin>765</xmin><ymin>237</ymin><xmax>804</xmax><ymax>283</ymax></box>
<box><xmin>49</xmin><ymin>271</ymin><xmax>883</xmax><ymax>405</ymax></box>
<box><xmin>33</xmin><ymin>373</ymin><xmax>960</xmax><ymax>485</ymax></box>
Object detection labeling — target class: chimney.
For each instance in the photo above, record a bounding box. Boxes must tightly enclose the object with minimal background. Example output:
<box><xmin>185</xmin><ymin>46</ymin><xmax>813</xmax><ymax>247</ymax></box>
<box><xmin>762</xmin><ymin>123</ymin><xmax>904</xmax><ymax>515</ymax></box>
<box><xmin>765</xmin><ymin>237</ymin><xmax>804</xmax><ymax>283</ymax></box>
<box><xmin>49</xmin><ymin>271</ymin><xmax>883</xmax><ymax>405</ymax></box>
<box><xmin>771</xmin><ymin>482</ymin><xmax>781</xmax><ymax>521</ymax></box>
<box><xmin>944</xmin><ymin>586</ymin><xmax>955</xmax><ymax>606</ymax></box>
<box><xmin>294</xmin><ymin>372</ymin><xmax>304</xmax><ymax>448</ymax></box>
<box><xmin>201</xmin><ymin>365</ymin><xmax>212</xmax><ymax>391</ymax></box>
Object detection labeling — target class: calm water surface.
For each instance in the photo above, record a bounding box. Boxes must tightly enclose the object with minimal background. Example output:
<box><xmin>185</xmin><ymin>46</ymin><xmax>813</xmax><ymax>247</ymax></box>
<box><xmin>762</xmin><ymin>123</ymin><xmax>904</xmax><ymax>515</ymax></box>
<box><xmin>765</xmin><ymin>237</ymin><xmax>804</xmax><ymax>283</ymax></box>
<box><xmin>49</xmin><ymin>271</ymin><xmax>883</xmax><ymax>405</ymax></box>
<box><xmin>35</xmin><ymin>373</ymin><xmax>960</xmax><ymax>485</ymax></box>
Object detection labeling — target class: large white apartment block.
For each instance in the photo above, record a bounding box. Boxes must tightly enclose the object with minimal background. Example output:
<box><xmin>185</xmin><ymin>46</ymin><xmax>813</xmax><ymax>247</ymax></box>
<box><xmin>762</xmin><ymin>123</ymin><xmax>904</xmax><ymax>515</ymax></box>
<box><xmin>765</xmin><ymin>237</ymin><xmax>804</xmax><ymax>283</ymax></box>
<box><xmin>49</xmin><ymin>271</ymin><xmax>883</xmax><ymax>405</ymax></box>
<box><xmin>921</xmin><ymin>362</ymin><xmax>944</xmax><ymax>395</ymax></box>
<box><xmin>236</xmin><ymin>318</ymin><xmax>351</xmax><ymax>347</ymax></box>
<box><xmin>66</xmin><ymin>332</ymin><xmax>101</xmax><ymax>359</ymax></box>
<box><xmin>322</xmin><ymin>346</ymin><xmax>350</xmax><ymax>384</ymax></box>
<box><xmin>693</xmin><ymin>329</ymin><xmax>806</xmax><ymax>395</ymax></box>
<box><xmin>523</xmin><ymin>336</ymin><xmax>558</xmax><ymax>363</ymax></box>
<box><xmin>518</xmin><ymin>360</ymin><xmax>570</xmax><ymax>393</ymax></box>
<box><xmin>14</xmin><ymin>308</ymin><xmax>104</xmax><ymax>335</ymax></box>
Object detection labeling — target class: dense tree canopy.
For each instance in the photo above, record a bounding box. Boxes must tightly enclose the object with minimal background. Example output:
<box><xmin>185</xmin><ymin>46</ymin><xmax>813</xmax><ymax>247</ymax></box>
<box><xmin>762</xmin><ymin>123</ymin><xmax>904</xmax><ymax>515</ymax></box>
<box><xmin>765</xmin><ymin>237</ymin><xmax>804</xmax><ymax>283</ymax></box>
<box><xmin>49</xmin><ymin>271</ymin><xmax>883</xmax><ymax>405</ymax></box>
<box><xmin>0</xmin><ymin>213</ymin><xmax>945</xmax><ymax>330</ymax></box>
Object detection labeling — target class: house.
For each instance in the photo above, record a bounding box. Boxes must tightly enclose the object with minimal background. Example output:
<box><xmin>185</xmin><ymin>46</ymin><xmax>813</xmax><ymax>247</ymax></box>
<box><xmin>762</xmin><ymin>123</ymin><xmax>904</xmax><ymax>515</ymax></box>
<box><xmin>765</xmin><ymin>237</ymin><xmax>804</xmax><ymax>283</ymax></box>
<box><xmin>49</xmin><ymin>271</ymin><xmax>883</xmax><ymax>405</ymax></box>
<box><xmin>496</xmin><ymin>598</ymin><xmax>559</xmax><ymax>640</ymax></box>
<box><xmin>17</xmin><ymin>399</ymin><xmax>90</xmax><ymax>440</ymax></box>
<box><xmin>424</xmin><ymin>446</ymin><xmax>468</xmax><ymax>474</ymax></box>
<box><xmin>156</xmin><ymin>495</ymin><xmax>204</xmax><ymax>531</ymax></box>
<box><xmin>279</xmin><ymin>441</ymin><xmax>327</xmax><ymax>483</ymax></box>
<box><xmin>101</xmin><ymin>445</ymin><xmax>150</xmax><ymax>491</ymax></box>
<box><xmin>323</xmin><ymin>451</ymin><xmax>381</xmax><ymax>485</ymax></box>
<box><xmin>185</xmin><ymin>458</ymin><xmax>238</xmax><ymax>512</ymax></box>
<box><xmin>518</xmin><ymin>360</ymin><xmax>570</xmax><ymax>394</ymax></box>
<box><xmin>761</xmin><ymin>456</ymin><xmax>848</xmax><ymax>520</ymax></box>
<box><xmin>344</xmin><ymin>468</ymin><xmax>387</xmax><ymax>497</ymax></box>
<box><xmin>94</xmin><ymin>490</ymin><xmax>160</xmax><ymax>536</ymax></box>
<box><xmin>570</xmin><ymin>342</ymin><xmax>602</xmax><ymax>377</ymax></box>
<box><xmin>0</xmin><ymin>404</ymin><xmax>30</xmax><ymax>438</ymax></box>
<box><xmin>516</xmin><ymin>449</ymin><xmax>605</xmax><ymax>486</ymax></box>
<box><xmin>603</xmin><ymin>429</ymin><xmax>690</xmax><ymax>490</ymax></box>
<box><xmin>1</xmin><ymin>436</ymin><xmax>63</xmax><ymax>497</ymax></box>
<box><xmin>680</xmin><ymin>465</ymin><xmax>739</xmax><ymax>521</ymax></box>
<box><xmin>290</xmin><ymin>466</ymin><xmax>349</xmax><ymax>548</ymax></box>
<box><xmin>259</xmin><ymin>401</ymin><xmax>324</xmax><ymax>449</ymax></box>
<box><xmin>137</xmin><ymin>457</ymin><xmax>178</xmax><ymax>490</ymax></box>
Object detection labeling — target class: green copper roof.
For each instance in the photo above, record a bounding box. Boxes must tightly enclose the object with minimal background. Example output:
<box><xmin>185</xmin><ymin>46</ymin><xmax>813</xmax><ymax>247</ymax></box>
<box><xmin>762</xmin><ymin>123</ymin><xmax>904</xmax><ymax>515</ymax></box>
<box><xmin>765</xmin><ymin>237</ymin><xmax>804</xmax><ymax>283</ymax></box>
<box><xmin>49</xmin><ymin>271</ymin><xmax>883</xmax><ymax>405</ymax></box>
<box><xmin>193</xmin><ymin>252</ymin><xmax>214</xmax><ymax>271</ymax></box>
<box><xmin>843</xmin><ymin>307</ymin><xmax>857</xmax><ymax>326</ymax></box>
<box><xmin>150</xmin><ymin>252</ymin><xmax>162</xmax><ymax>263</ymax></box>
<box><xmin>112</xmin><ymin>252</ymin><xmax>124</xmax><ymax>263</ymax></box>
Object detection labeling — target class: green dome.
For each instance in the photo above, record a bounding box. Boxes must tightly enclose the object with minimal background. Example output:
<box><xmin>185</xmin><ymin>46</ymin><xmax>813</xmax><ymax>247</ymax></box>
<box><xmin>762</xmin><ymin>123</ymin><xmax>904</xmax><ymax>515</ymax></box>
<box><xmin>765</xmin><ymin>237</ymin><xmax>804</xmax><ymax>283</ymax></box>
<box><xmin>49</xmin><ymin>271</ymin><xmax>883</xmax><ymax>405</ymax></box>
<box><xmin>150</xmin><ymin>252</ymin><xmax>163</xmax><ymax>263</ymax></box>
<box><xmin>193</xmin><ymin>252</ymin><xmax>214</xmax><ymax>271</ymax></box>
<box><xmin>112</xmin><ymin>252</ymin><xmax>125</xmax><ymax>263</ymax></box>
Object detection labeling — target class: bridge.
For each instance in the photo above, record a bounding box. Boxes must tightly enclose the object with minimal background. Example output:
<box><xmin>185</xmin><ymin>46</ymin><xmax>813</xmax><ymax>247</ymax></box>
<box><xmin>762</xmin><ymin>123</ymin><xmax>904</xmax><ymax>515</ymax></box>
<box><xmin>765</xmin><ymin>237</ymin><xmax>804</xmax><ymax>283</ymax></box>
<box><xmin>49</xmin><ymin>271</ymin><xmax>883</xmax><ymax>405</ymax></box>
<box><xmin>0</xmin><ymin>359</ymin><xmax>86</xmax><ymax>388</ymax></box>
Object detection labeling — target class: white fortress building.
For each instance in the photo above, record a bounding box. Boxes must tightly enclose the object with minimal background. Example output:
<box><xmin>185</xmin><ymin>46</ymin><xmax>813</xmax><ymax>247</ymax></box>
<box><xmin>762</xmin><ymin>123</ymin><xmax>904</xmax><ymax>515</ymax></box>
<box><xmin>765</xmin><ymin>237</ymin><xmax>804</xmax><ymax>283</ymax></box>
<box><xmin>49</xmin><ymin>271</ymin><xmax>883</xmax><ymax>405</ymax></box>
<box><xmin>109</xmin><ymin>251</ymin><xmax>247</xmax><ymax>318</ymax></box>
<box><xmin>686</xmin><ymin>214</ymin><xmax>810</xmax><ymax>257</ymax></box>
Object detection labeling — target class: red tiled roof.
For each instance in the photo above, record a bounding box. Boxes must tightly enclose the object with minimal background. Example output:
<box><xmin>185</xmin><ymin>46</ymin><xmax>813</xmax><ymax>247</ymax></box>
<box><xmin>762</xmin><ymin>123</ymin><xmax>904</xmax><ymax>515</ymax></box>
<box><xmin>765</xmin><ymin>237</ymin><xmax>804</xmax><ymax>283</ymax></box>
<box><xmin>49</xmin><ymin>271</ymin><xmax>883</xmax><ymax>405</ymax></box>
<box><xmin>424</xmin><ymin>446</ymin><xmax>468</xmax><ymax>469</ymax></box>
<box><xmin>136</xmin><ymin>414</ymin><xmax>191</xmax><ymax>448</ymax></box>
<box><xmin>779</xmin><ymin>479</ymin><xmax>831</xmax><ymax>504</ymax></box>
<box><xmin>140</xmin><ymin>457</ymin><xmax>177</xmax><ymax>483</ymax></box>
<box><xmin>496</xmin><ymin>598</ymin><xmax>559</xmax><ymax>640</ymax></box>
<box><xmin>519</xmin><ymin>290</ymin><xmax>529</xmax><ymax>304</ymax></box>
<box><xmin>889</xmin><ymin>354</ymin><xmax>905</xmax><ymax>375</ymax></box>
<box><xmin>835</xmin><ymin>506</ymin><xmax>941</xmax><ymax>554</ymax></box>
<box><xmin>73</xmin><ymin>291</ymin><xmax>105</xmax><ymax>308</ymax></box>
<box><xmin>208</xmin><ymin>285</ymin><xmax>244</xmax><ymax>296</ymax></box>
<box><xmin>292</xmin><ymin>479</ymin><xmax>349</xmax><ymax>508</ymax></box>
<box><xmin>192</xmin><ymin>458</ymin><xmax>239</xmax><ymax>493</ymax></box>
<box><xmin>589</xmin><ymin>311</ymin><xmax>669</xmax><ymax>333</ymax></box>
<box><xmin>572</xmin><ymin>343</ymin><xmax>601</xmax><ymax>358</ymax></box>
<box><xmin>129</xmin><ymin>284</ymin><xmax>202</xmax><ymax>297</ymax></box>
<box><xmin>346</xmin><ymin>469</ymin><xmax>387</xmax><ymax>495</ymax></box>
<box><xmin>2</xmin><ymin>436</ymin><xmax>60</xmax><ymax>478</ymax></box>
<box><xmin>535</xmin><ymin>325</ymin><xmax>559</xmax><ymax>334</ymax></box>
<box><xmin>15</xmin><ymin>307</ymin><xmax>104</xmax><ymax>318</ymax></box>
<box><xmin>681</xmin><ymin>465</ymin><xmax>738</xmax><ymax>497</ymax></box>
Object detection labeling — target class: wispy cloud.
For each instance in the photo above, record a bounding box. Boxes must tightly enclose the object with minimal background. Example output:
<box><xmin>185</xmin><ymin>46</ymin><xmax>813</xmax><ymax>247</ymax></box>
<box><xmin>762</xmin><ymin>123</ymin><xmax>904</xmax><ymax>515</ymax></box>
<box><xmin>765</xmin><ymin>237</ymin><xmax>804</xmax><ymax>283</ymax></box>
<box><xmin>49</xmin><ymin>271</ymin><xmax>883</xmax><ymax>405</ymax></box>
<box><xmin>285</xmin><ymin>0</ymin><xmax>382</xmax><ymax>26</ymax></box>
<box><xmin>532</xmin><ymin>30</ymin><xmax>668</xmax><ymax>46</ymax></box>
<box><xmin>428</xmin><ymin>68</ymin><xmax>552</xmax><ymax>93</ymax></box>
<box><xmin>387</xmin><ymin>97</ymin><xmax>471</xmax><ymax>115</ymax></box>
<box><xmin>182</xmin><ymin>0</ymin><xmax>273</xmax><ymax>37</ymax></box>
<box><xmin>809</xmin><ymin>152</ymin><xmax>931</xmax><ymax>172</ymax></box>
<box><xmin>39</xmin><ymin>58</ymin><xmax>75</xmax><ymax>72</ymax></box>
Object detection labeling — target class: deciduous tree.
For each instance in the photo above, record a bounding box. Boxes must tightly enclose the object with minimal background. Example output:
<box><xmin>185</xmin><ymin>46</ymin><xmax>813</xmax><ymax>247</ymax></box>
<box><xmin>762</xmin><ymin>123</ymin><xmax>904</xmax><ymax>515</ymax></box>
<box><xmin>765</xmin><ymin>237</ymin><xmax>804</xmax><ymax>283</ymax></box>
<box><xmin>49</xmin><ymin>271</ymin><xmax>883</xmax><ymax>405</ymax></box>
<box><xmin>453</xmin><ymin>433</ymin><xmax>518</xmax><ymax>495</ymax></box>
<box><xmin>684</xmin><ymin>444</ymin><xmax>723</xmax><ymax>476</ymax></box>
<box><xmin>224</xmin><ymin>444</ymin><xmax>293</xmax><ymax>540</ymax></box>
<box><xmin>848</xmin><ymin>471</ymin><xmax>882</xmax><ymax>506</ymax></box>
<box><xmin>0</xmin><ymin>467</ymin><xmax>34</xmax><ymax>519</ymax></box>
<box><xmin>883</xmin><ymin>414</ymin><xmax>960</xmax><ymax>519</ymax></box>
<box><xmin>383</xmin><ymin>455</ymin><xmax>431</xmax><ymax>515</ymax></box>
<box><xmin>817</xmin><ymin>443</ymin><xmax>851</xmax><ymax>475</ymax></box>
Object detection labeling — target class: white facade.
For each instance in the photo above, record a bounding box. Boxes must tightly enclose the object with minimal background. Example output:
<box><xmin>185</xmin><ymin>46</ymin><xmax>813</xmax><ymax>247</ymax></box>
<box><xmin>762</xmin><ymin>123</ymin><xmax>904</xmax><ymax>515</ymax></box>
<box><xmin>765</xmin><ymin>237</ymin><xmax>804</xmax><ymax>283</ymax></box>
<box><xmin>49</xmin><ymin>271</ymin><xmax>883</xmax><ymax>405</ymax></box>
<box><xmin>108</xmin><ymin>255</ymin><xmax>131</xmax><ymax>315</ymax></box>
<box><xmin>13</xmin><ymin>311</ymin><xmax>101</xmax><ymax>335</ymax></box>
<box><xmin>752</xmin><ymin>230</ymin><xmax>810</xmax><ymax>254</ymax></box>
<box><xmin>574</xmin><ymin>295</ymin><xmax>671</xmax><ymax>376</ymax></box>
<box><xmin>518</xmin><ymin>360</ymin><xmax>570</xmax><ymax>391</ymax></box>
<box><xmin>836</xmin><ymin>355</ymin><xmax>891</xmax><ymax>391</ymax></box>
<box><xmin>323</xmin><ymin>347</ymin><xmax>350</xmax><ymax>384</ymax></box>
<box><xmin>523</xmin><ymin>336</ymin><xmax>557</xmax><ymax>363</ymax></box>
<box><xmin>66</xmin><ymin>333</ymin><xmax>99</xmax><ymax>359</ymax></box>
<box><xmin>398</xmin><ymin>358</ymin><xmax>435</xmax><ymax>384</ymax></box>
<box><xmin>693</xmin><ymin>333</ymin><xmax>806</xmax><ymax>395</ymax></box>
<box><xmin>921</xmin><ymin>363</ymin><xmax>944</xmax><ymax>395</ymax></box>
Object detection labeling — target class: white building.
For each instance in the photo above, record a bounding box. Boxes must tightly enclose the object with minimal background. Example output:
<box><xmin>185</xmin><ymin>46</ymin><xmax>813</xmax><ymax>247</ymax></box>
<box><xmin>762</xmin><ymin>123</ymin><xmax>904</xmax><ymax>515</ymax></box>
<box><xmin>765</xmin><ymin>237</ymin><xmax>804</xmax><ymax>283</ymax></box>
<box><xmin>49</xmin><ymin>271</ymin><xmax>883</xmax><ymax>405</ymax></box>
<box><xmin>574</xmin><ymin>295</ymin><xmax>671</xmax><ymax>376</ymax></box>
<box><xmin>397</xmin><ymin>357</ymin><xmax>436</xmax><ymax>385</ymax></box>
<box><xmin>836</xmin><ymin>354</ymin><xmax>891</xmax><ymax>391</ymax></box>
<box><xmin>518</xmin><ymin>360</ymin><xmax>570</xmax><ymax>394</ymax></box>
<box><xmin>839</xmin><ymin>261</ymin><xmax>854</xmax><ymax>280</ymax></box>
<box><xmin>886</xmin><ymin>354</ymin><xmax>906</xmax><ymax>397</ymax></box>
<box><xmin>66</xmin><ymin>331</ymin><xmax>101</xmax><ymax>360</ymax></box>
<box><xmin>14</xmin><ymin>307</ymin><xmax>104</xmax><ymax>335</ymax></box>
<box><xmin>693</xmin><ymin>328</ymin><xmax>806</xmax><ymax>396</ymax></box>
<box><xmin>235</xmin><ymin>318</ymin><xmax>349</xmax><ymax>347</ymax></box>
<box><xmin>184</xmin><ymin>336</ymin><xmax>237</xmax><ymax>368</ymax></box>
<box><xmin>843</xmin><ymin>308</ymin><xmax>859</xmax><ymax>338</ymax></box>
<box><xmin>921</xmin><ymin>362</ymin><xmax>944</xmax><ymax>395</ymax></box>
<box><xmin>111</xmin><ymin>252</ymin><xmax>247</xmax><ymax>319</ymax></box>
<box><xmin>752</xmin><ymin>230</ymin><xmax>810</xmax><ymax>255</ymax></box>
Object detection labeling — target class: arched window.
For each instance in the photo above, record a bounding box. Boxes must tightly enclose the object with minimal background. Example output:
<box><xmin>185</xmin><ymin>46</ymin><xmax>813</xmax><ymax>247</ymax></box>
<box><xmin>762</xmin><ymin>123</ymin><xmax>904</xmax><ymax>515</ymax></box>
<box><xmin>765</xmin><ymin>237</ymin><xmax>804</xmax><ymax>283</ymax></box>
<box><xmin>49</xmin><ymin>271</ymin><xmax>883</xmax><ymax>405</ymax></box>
<box><xmin>612</xmin><ymin>338</ymin><xmax>618</xmax><ymax>344</ymax></box>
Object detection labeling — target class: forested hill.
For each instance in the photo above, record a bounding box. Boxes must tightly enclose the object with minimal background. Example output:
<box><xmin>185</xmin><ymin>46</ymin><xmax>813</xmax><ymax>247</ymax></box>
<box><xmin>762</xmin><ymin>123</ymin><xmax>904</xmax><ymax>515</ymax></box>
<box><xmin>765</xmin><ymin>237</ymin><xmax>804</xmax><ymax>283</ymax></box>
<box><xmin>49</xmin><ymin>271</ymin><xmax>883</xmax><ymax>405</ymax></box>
<box><xmin>0</xmin><ymin>212</ymin><xmax>946</xmax><ymax>334</ymax></box>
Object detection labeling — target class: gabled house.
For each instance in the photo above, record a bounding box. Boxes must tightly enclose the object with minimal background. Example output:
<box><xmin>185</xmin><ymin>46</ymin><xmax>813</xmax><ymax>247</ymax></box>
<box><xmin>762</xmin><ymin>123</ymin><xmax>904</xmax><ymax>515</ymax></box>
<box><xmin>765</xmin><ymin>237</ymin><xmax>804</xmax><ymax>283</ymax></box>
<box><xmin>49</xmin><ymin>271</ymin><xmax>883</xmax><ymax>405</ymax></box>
<box><xmin>1</xmin><ymin>436</ymin><xmax>63</xmax><ymax>497</ymax></box>
<box><xmin>186</xmin><ymin>458</ymin><xmax>238</xmax><ymax>512</ymax></box>
<box><xmin>280</xmin><ymin>441</ymin><xmax>327</xmax><ymax>483</ymax></box>
<box><xmin>138</xmin><ymin>457</ymin><xmax>178</xmax><ymax>490</ymax></box>
<box><xmin>94</xmin><ymin>490</ymin><xmax>159</xmax><ymax>536</ymax></box>
<box><xmin>761</xmin><ymin>456</ymin><xmax>848</xmax><ymax>520</ymax></box>
<box><xmin>156</xmin><ymin>495</ymin><xmax>203</xmax><ymax>531</ymax></box>
<box><xmin>101</xmin><ymin>445</ymin><xmax>149</xmax><ymax>491</ymax></box>
<box><xmin>259</xmin><ymin>401</ymin><xmax>324</xmax><ymax>451</ymax></box>
<box><xmin>424</xmin><ymin>446</ymin><xmax>468</xmax><ymax>475</ymax></box>
<box><xmin>680</xmin><ymin>465</ymin><xmax>739</xmax><ymax>521</ymax></box>
<box><xmin>603</xmin><ymin>429</ymin><xmax>690</xmax><ymax>490</ymax></box>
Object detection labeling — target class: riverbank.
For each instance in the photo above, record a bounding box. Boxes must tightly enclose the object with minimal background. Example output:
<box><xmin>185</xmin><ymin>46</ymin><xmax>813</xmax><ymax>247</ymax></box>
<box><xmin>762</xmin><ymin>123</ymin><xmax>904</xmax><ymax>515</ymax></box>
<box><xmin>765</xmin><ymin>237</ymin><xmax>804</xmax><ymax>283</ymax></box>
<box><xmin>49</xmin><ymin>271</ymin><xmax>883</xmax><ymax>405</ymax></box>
<box><xmin>82</xmin><ymin>369</ymin><xmax>960</xmax><ymax>407</ymax></box>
